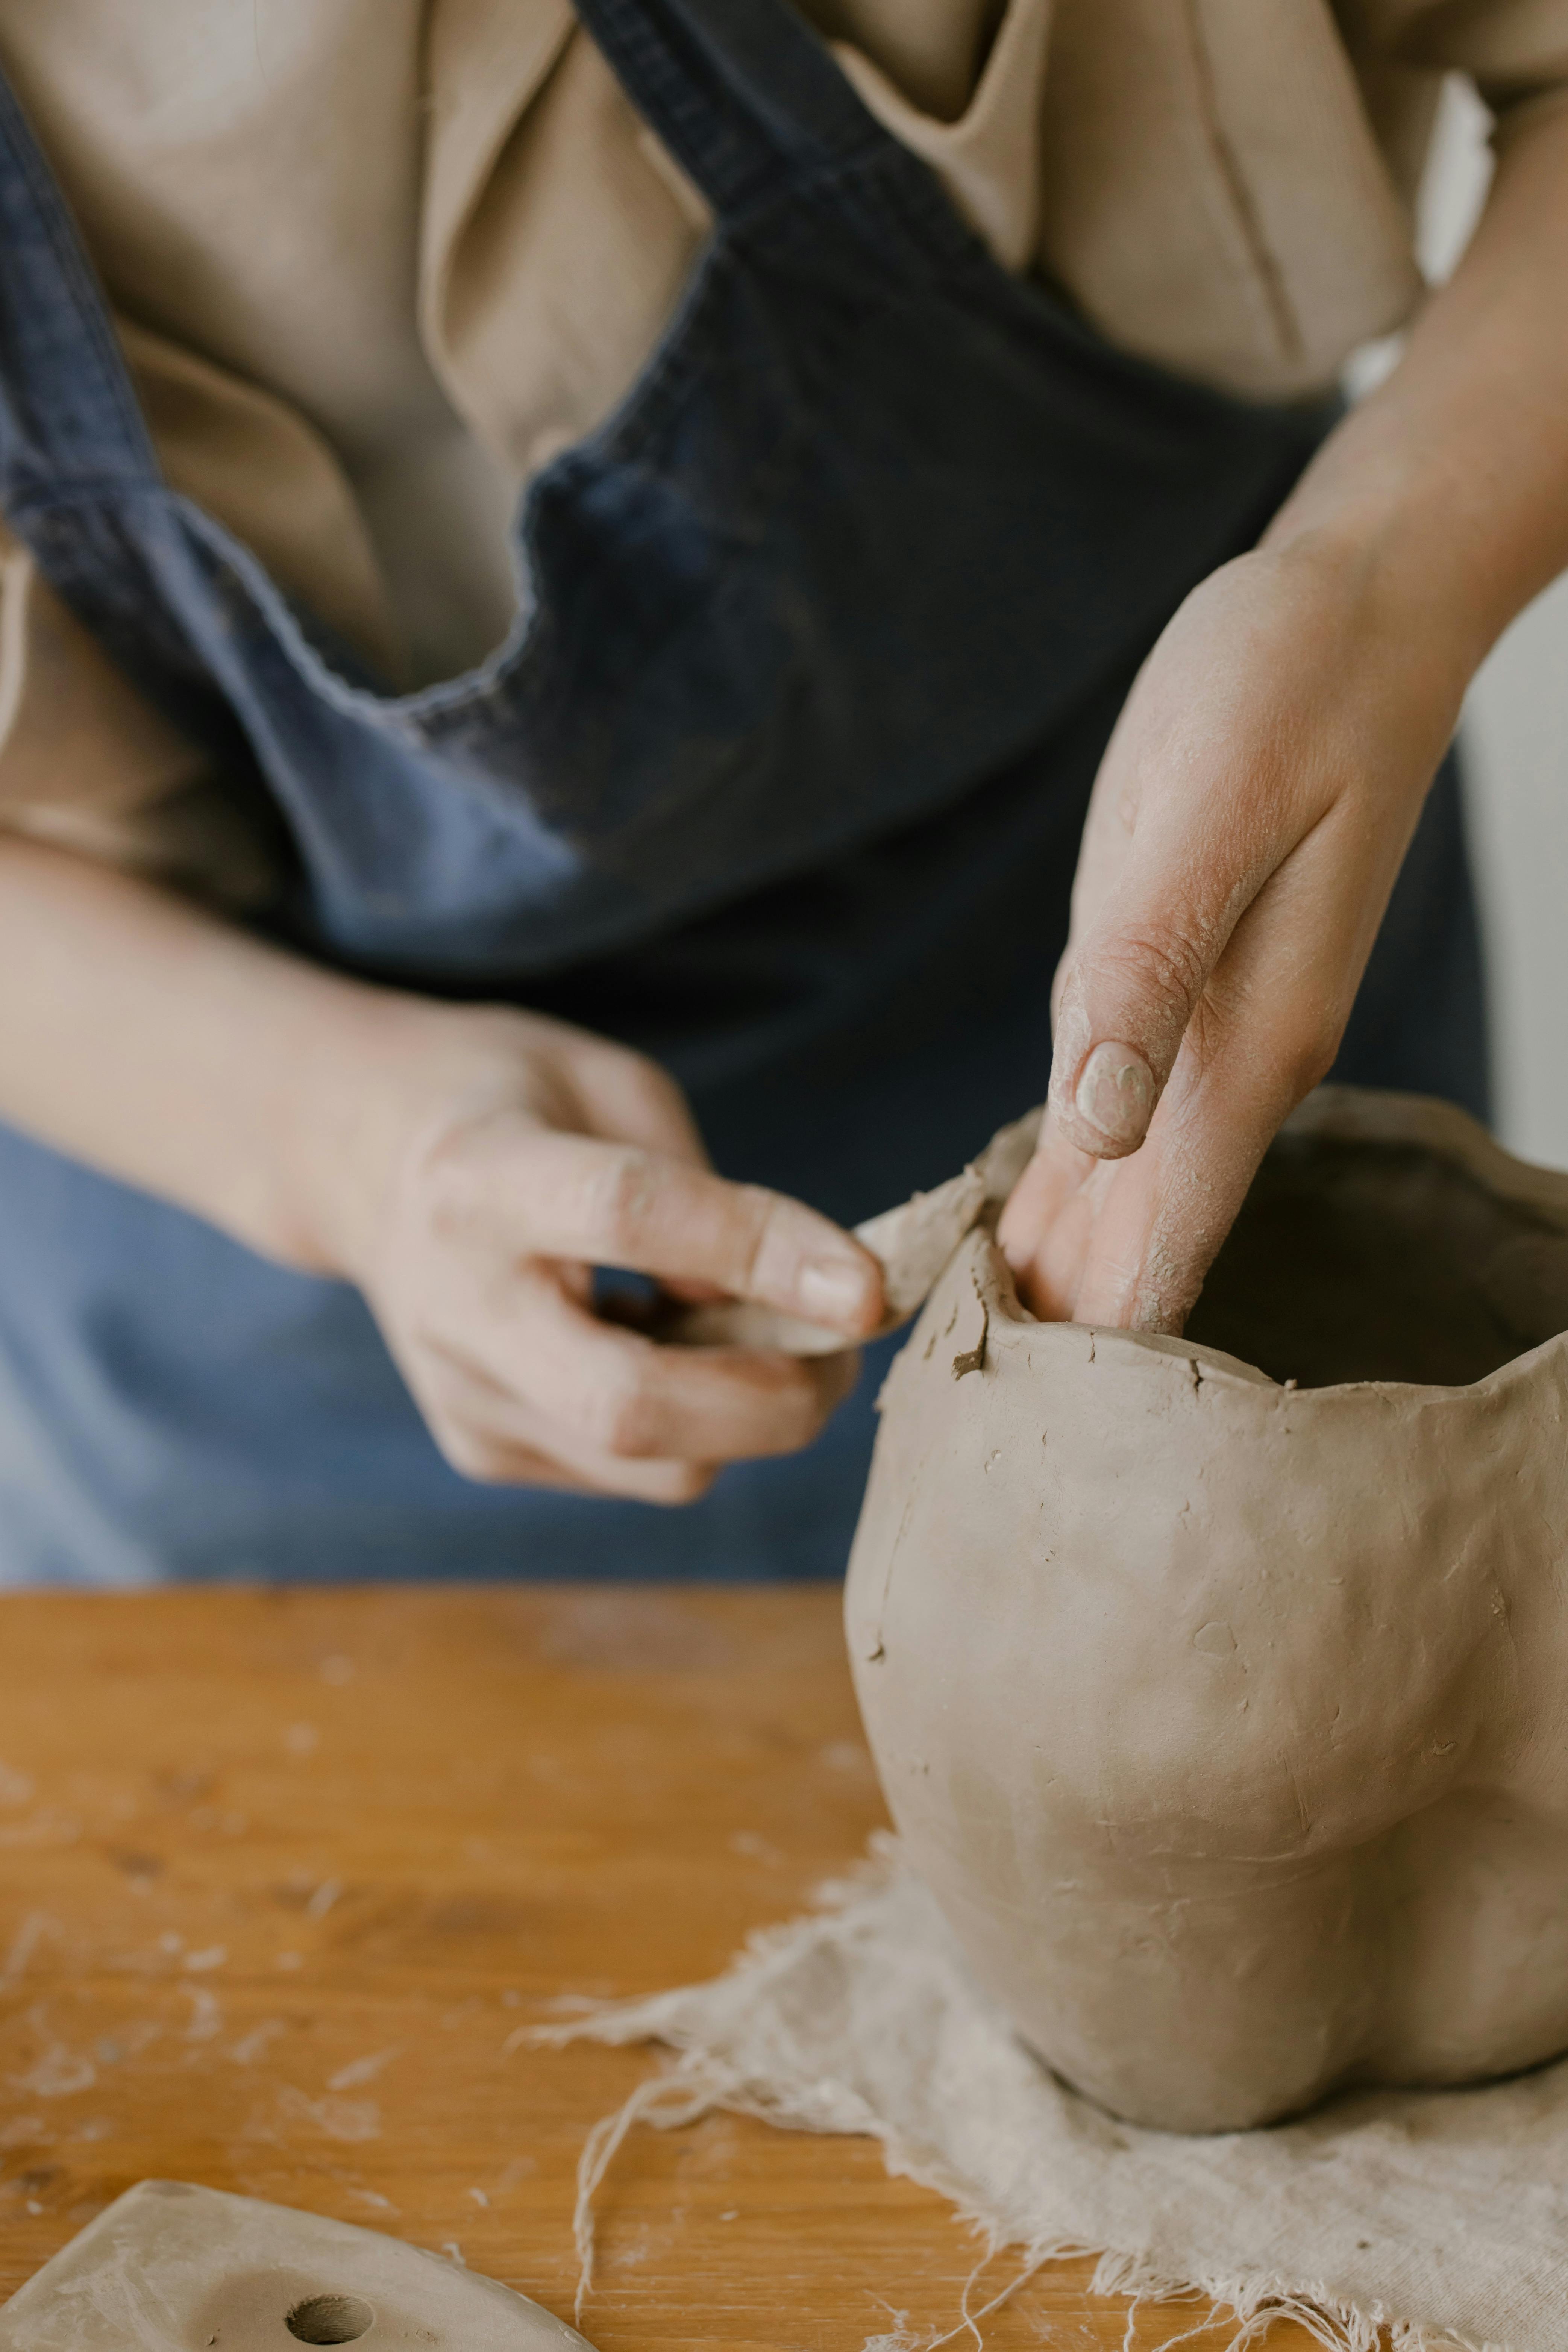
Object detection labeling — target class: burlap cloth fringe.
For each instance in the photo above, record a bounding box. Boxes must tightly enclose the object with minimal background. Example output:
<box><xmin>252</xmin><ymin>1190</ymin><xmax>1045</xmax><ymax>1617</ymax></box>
<box><xmin>536</xmin><ymin>1836</ymin><xmax>1568</xmax><ymax>2352</ymax></box>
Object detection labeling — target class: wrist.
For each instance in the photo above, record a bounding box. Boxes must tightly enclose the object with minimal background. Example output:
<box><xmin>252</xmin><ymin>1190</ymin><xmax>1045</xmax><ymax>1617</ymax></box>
<box><xmin>1251</xmin><ymin>511</ymin><xmax>1478</xmax><ymax>739</ymax></box>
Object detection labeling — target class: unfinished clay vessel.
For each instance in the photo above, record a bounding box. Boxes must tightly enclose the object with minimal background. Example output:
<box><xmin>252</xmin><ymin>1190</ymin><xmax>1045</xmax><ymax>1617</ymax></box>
<box><xmin>846</xmin><ymin>1087</ymin><xmax>1568</xmax><ymax>2132</ymax></box>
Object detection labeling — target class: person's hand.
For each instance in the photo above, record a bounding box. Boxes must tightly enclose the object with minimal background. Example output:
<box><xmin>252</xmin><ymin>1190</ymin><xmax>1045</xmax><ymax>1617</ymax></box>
<box><xmin>998</xmin><ymin>530</ymin><xmax>1469</xmax><ymax>1333</ymax></box>
<box><xmin>312</xmin><ymin>1004</ymin><xmax>883</xmax><ymax>1498</ymax></box>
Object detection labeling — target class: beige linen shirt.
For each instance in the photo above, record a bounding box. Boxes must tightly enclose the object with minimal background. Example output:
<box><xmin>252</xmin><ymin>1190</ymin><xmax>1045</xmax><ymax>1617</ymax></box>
<box><xmin>0</xmin><ymin>0</ymin><xmax>1565</xmax><ymax>893</ymax></box>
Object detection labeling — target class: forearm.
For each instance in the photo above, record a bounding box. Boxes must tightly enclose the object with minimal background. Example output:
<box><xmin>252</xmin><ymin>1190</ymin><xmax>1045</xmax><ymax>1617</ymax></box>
<box><xmin>0</xmin><ymin>832</ymin><xmax>431</xmax><ymax>1270</ymax></box>
<box><xmin>1263</xmin><ymin>102</ymin><xmax>1568</xmax><ymax>682</ymax></box>
<box><xmin>1004</xmin><ymin>103</ymin><xmax>1568</xmax><ymax>1329</ymax></box>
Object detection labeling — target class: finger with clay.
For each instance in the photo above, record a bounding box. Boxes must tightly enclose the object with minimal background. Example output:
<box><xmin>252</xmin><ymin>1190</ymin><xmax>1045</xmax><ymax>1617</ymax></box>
<box><xmin>339</xmin><ymin>1007</ymin><xmax>884</xmax><ymax>1499</ymax></box>
<box><xmin>998</xmin><ymin>534</ymin><xmax>1464</xmax><ymax>1336</ymax></box>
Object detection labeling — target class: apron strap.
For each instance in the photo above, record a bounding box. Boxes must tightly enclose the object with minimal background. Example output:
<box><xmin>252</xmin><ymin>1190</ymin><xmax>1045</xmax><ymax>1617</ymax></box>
<box><xmin>0</xmin><ymin>3</ymin><xmax>885</xmax><ymax>494</ymax></box>
<box><xmin>570</xmin><ymin>0</ymin><xmax>889</xmax><ymax>223</ymax></box>
<box><xmin>0</xmin><ymin>67</ymin><xmax>159</xmax><ymax>494</ymax></box>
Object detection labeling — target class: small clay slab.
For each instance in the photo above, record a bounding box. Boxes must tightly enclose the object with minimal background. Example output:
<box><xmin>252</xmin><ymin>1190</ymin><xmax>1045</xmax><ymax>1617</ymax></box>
<box><xmin>0</xmin><ymin>2180</ymin><xmax>595</xmax><ymax>2350</ymax></box>
<box><xmin>664</xmin><ymin>1107</ymin><xmax>1041</xmax><ymax>1355</ymax></box>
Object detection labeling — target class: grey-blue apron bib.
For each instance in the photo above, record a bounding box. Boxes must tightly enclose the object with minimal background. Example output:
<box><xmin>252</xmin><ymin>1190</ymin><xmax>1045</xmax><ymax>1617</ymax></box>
<box><xmin>0</xmin><ymin>0</ymin><xmax>1487</xmax><ymax>1585</ymax></box>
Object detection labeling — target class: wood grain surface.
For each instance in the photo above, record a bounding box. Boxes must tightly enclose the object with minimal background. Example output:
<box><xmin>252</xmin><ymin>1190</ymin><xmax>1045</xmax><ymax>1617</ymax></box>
<box><xmin>0</xmin><ymin>1586</ymin><xmax>1329</xmax><ymax>2349</ymax></box>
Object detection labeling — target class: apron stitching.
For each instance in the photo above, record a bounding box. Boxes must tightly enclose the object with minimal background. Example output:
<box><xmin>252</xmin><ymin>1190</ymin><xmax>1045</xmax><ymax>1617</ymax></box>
<box><xmin>0</xmin><ymin>89</ymin><xmax>159</xmax><ymax>482</ymax></box>
<box><xmin>572</xmin><ymin>0</ymin><xmax>880</xmax><ymax>221</ymax></box>
<box><xmin>5</xmin><ymin>150</ymin><xmax>979</xmax><ymax>733</ymax></box>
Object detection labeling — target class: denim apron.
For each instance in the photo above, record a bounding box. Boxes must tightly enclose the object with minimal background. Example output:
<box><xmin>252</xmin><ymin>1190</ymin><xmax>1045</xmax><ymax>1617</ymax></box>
<box><xmin>0</xmin><ymin>0</ymin><xmax>1487</xmax><ymax>1584</ymax></box>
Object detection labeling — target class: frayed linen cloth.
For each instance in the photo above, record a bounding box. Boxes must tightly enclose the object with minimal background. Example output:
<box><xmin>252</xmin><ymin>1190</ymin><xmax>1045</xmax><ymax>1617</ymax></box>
<box><xmin>540</xmin><ymin>1836</ymin><xmax>1568</xmax><ymax>2352</ymax></box>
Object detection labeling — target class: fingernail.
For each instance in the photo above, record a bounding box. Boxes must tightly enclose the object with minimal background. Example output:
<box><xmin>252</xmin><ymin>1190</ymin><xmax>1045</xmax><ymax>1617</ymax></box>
<box><xmin>1074</xmin><ymin>1042</ymin><xmax>1155</xmax><ymax>1146</ymax></box>
<box><xmin>798</xmin><ymin>1258</ymin><xmax>876</xmax><ymax>1325</ymax></box>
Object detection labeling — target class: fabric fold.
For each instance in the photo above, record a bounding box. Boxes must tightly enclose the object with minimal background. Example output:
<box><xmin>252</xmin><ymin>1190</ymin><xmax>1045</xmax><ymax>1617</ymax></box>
<box><xmin>834</xmin><ymin>0</ymin><xmax>1055</xmax><ymax>272</ymax></box>
<box><xmin>541</xmin><ymin>1836</ymin><xmax>1565</xmax><ymax>2352</ymax></box>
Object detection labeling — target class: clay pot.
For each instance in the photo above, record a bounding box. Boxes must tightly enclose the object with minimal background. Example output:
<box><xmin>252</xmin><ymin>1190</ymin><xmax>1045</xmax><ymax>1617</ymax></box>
<box><xmin>846</xmin><ymin>1087</ymin><xmax>1568</xmax><ymax>2132</ymax></box>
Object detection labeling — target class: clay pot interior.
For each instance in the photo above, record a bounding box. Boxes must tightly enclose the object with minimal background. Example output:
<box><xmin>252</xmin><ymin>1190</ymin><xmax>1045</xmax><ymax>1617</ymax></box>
<box><xmin>1187</xmin><ymin>1128</ymin><xmax>1568</xmax><ymax>1388</ymax></box>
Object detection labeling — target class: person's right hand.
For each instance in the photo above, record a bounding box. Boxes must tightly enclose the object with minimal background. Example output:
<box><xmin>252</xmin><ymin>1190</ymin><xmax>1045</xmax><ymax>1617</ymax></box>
<box><xmin>310</xmin><ymin>1002</ymin><xmax>883</xmax><ymax>1501</ymax></box>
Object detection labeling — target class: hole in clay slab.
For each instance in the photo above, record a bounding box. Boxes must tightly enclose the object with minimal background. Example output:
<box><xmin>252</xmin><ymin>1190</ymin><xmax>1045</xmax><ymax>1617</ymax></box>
<box><xmin>1186</xmin><ymin>1134</ymin><xmax>1568</xmax><ymax>1388</ymax></box>
<box><xmin>285</xmin><ymin>2295</ymin><xmax>375</xmax><ymax>2344</ymax></box>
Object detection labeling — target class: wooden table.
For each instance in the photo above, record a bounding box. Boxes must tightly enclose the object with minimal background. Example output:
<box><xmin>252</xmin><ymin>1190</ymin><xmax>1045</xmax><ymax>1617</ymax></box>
<box><xmin>0</xmin><ymin>1586</ymin><xmax>1325</xmax><ymax>2349</ymax></box>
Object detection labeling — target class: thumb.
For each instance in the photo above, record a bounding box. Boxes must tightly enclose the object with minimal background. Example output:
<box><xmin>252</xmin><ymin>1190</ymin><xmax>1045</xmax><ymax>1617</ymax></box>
<box><xmin>1047</xmin><ymin>875</ymin><xmax>1251</xmax><ymax>1162</ymax></box>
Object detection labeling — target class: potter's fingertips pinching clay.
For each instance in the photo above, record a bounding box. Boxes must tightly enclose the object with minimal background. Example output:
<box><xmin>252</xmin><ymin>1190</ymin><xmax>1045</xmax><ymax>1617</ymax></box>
<box><xmin>846</xmin><ymin>1087</ymin><xmax>1568</xmax><ymax>2133</ymax></box>
<box><xmin>661</xmin><ymin>1109</ymin><xmax>1040</xmax><ymax>1355</ymax></box>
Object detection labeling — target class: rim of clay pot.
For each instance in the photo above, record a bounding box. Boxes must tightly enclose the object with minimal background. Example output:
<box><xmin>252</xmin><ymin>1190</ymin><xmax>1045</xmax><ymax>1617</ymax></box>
<box><xmin>979</xmin><ymin>1084</ymin><xmax>1568</xmax><ymax>1405</ymax></box>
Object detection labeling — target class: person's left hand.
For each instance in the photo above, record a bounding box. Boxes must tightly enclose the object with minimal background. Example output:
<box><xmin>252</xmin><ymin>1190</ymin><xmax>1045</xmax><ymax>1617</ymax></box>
<box><xmin>998</xmin><ymin>529</ymin><xmax>1469</xmax><ymax>1333</ymax></box>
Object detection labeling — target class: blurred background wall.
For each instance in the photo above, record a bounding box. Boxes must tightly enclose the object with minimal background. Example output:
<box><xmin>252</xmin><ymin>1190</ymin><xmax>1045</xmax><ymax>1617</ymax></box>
<box><xmin>1400</xmin><ymin>84</ymin><xmax>1568</xmax><ymax>1164</ymax></box>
